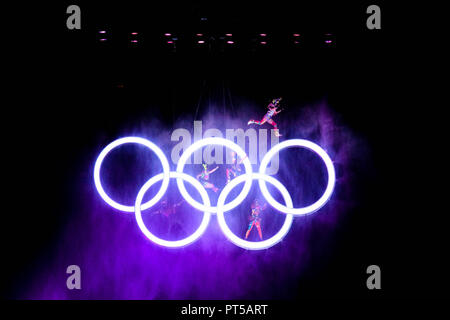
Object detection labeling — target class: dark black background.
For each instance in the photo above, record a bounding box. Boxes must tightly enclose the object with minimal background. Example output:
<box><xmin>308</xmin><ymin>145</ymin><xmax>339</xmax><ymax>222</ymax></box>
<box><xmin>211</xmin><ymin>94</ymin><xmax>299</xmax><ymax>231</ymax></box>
<box><xmin>2</xmin><ymin>0</ymin><xmax>445</xmax><ymax>305</ymax></box>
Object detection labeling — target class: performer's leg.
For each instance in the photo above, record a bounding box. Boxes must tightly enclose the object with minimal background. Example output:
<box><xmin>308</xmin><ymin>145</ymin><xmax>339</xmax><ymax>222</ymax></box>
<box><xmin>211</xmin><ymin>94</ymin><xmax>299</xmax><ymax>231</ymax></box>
<box><xmin>204</xmin><ymin>182</ymin><xmax>214</xmax><ymax>191</ymax></box>
<box><xmin>205</xmin><ymin>182</ymin><xmax>219</xmax><ymax>193</ymax></box>
<box><xmin>267</xmin><ymin>118</ymin><xmax>277</xmax><ymax>128</ymax></box>
<box><xmin>267</xmin><ymin>118</ymin><xmax>282</xmax><ymax>136</ymax></box>
<box><xmin>226</xmin><ymin>168</ymin><xmax>231</xmax><ymax>184</ymax></box>
<box><xmin>256</xmin><ymin>221</ymin><xmax>263</xmax><ymax>240</ymax></box>
<box><xmin>245</xmin><ymin>221</ymin><xmax>254</xmax><ymax>239</ymax></box>
<box><xmin>248</xmin><ymin>116</ymin><xmax>268</xmax><ymax>126</ymax></box>
<box><xmin>226</xmin><ymin>169</ymin><xmax>236</xmax><ymax>184</ymax></box>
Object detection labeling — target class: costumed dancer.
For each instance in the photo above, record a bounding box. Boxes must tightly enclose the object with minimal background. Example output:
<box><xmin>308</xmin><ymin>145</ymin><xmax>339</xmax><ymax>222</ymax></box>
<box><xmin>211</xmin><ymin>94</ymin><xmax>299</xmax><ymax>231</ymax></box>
<box><xmin>152</xmin><ymin>198</ymin><xmax>184</xmax><ymax>217</ymax></box>
<box><xmin>197</xmin><ymin>163</ymin><xmax>220</xmax><ymax>193</ymax></box>
<box><xmin>245</xmin><ymin>199</ymin><xmax>268</xmax><ymax>240</ymax></box>
<box><xmin>150</xmin><ymin>198</ymin><xmax>185</xmax><ymax>238</ymax></box>
<box><xmin>247</xmin><ymin>97</ymin><xmax>284</xmax><ymax>137</ymax></box>
<box><xmin>226</xmin><ymin>151</ymin><xmax>248</xmax><ymax>184</ymax></box>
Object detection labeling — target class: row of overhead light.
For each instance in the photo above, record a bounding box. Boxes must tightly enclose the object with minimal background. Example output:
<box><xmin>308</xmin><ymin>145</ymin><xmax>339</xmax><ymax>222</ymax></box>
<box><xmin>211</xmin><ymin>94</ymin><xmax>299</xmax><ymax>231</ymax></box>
<box><xmin>98</xmin><ymin>30</ymin><xmax>140</xmax><ymax>43</ymax></box>
<box><xmin>97</xmin><ymin>31</ymin><xmax>334</xmax><ymax>45</ymax></box>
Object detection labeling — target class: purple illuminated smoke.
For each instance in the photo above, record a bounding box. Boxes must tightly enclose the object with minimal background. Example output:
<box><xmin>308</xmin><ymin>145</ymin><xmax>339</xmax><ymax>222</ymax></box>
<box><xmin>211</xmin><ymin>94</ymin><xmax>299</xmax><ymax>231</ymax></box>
<box><xmin>25</xmin><ymin>100</ymin><xmax>368</xmax><ymax>299</ymax></box>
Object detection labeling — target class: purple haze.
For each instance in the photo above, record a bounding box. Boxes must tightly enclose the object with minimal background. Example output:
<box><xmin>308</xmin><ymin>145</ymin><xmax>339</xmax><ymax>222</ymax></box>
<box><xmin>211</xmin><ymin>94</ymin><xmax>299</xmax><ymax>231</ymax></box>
<box><xmin>24</xmin><ymin>100</ymin><xmax>368</xmax><ymax>299</ymax></box>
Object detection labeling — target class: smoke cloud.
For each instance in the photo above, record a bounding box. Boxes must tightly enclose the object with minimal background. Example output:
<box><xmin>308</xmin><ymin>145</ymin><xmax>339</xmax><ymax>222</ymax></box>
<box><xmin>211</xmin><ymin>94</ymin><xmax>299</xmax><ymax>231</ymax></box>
<box><xmin>24</xmin><ymin>98</ymin><xmax>370</xmax><ymax>299</ymax></box>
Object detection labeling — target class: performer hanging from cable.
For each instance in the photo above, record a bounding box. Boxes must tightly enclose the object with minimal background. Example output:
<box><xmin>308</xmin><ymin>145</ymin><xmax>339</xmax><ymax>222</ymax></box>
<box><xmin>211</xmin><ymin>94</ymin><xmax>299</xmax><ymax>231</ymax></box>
<box><xmin>245</xmin><ymin>199</ymin><xmax>268</xmax><ymax>240</ymax></box>
<box><xmin>197</xmin><ymin>163</ymin><xmax>220</xmax><ymax>193</ymax></box>
<box><xmin>152</xmin><ymin>198</ymin><xmax>184</xmax><ymax>217</ymax></box>
<box><xmin>151</xmin><ymin>198</ymin><xmax>186</xmax><ymax>238</ymax></box>
<box><xmin>247</xmin><ymin>97</ymin><xmax>284</xmax><ymax>137</ymax></box>
<box><xmin>226</xmin><ymin>151</ymin><xmax>248</xmax><ymax>184</ymax></box>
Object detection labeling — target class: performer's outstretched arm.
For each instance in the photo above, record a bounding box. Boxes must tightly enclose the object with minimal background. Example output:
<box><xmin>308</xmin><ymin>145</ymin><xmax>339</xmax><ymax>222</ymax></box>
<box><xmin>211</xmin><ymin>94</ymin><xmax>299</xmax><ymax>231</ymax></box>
<box><xmin>237</xmin><ymin>155</ymin><xmax>248</xmax><ymax>165</ymax></box>
<box><xmin>208</xmin><ymin>166</ymin><xmax>219</xmax><ymax>174</ymax></box>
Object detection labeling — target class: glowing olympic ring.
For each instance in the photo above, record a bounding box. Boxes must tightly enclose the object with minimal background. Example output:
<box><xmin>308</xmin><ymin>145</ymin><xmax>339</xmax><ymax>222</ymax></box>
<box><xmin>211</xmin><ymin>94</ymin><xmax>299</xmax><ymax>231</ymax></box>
<box><xmin>94</xmin><ymin>137</ymin><xmax>170</xmax><ymax>212</ymax></box>
<box><xmin>135</xmin><ymin>172</ymin><xmax>211</xmax><ymax>248</ymax></box>
<box><xmin>259</xmin><ymin>139</ymin><xmax>335</xmax><ymax>216</ymax></box>
<box><xmin>94</xmin><ymin>136</ymin><xmax>336</xmax><ymax>249</ymax></box>
<box><xmin>216</xmin><ymin>173</ymin><xmax>294</xmax><ymax>250</ymax></box>
<box><xmin>176</xmin><ymin>137</ymin><xmax>253</xmax><ymax>213</ymax></box>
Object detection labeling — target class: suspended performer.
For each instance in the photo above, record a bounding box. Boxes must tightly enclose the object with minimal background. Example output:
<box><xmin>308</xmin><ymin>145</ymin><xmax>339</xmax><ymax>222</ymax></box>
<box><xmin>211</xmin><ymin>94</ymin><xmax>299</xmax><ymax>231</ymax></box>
<box><xmin>226</xmin><ymin>151</ymin><xmax>248</xmax><ymax>184</ymax></box>
<box><xmin>247</xmin><ymin>97</ymin><xmax>284</xmax><ymax>137</ymax></box>
<box><xmin>151</xmin><ymin>198</ymin><xmax>186</xmax><ymax>238</ymax></box>
<box><xmin>152</xmin><ymin>198</ymin><xmax>184</xmax><ymax>217</ymax></box>
<box><xmin>196</xmin><ymin>163</ymin><xmax>220</xmax><ymax>193</ymax></box>
<box><xmin>245</xmin><ymin>199</ymin><xmax>268</xmax><ymax>240</ymax></box>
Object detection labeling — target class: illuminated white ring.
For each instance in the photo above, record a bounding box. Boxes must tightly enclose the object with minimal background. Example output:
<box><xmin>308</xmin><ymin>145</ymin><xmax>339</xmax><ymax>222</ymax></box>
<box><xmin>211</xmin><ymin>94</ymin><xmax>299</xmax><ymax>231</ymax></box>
<box><xmin>94</xmin><ymin>137</ymin><xmax>170</xmax><ymax>212</ymax></box>
<box><xmin>259</xmin><ymin>139</ymin><xmax>335</xmax><ymax>216</ymax></box>
<box><xmin>176</xmin><ymin>137</ymin><xmax>252</xmax><ymax>213</ymax></box>
<box><xmin>135</xmin><ymin>171</ymin><xmax>211</xmax><ymax>248</ymax></box>
<box><xmin>216</xmin><ymin>173</ymin><xmax>294</xmax><ymax>250</ymax></box>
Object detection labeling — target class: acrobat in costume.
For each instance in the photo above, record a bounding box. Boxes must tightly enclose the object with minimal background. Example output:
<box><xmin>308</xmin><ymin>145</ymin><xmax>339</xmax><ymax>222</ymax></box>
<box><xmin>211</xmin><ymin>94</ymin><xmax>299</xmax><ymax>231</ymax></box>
<box><xmin>248</xmin><ymin>97</ymin><xmax>283</xmax><ymax>137</ymax></box>
<box><xmin>226</xmin><ymin>151</ymin><xmax>247</xmax><ymax>184</ymax></box>
<box><xmin>151</xmin><ymin>198</ymin><xmax>185</xmax><ymax>237</ymax></box>
<box><xmin>245</xmin><ymin>200</ymin><xmax>268</xmax><ymax>240</ymax></box>
<box><xmin>152</xmin><ymin>199</ymin><xmax>184</xmax><ymax>217</ymax></box>
<box><xmin>197</xmin><ymin>163</ymin><xmax>220</xmax><ymax>193</ymax></box>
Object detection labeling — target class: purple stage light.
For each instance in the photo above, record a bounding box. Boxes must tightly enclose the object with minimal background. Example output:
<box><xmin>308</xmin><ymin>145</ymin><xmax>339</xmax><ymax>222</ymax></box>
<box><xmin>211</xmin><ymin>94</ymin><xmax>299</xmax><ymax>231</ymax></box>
<box><xmin>99</xmin><ymin>30</ymin><xmax>106</xmax><ymax>34</ymax></box>
<box><xmin>225</xmin><ymin>33</ymin><xmax>232</xmax><ymax>37</ymax></box>
<box><xmin>164</xmin><ymin>33</ymin><xmax>171</xmax><ymax>36</ymax></box>
<box><xmin>167</xmin><ymin>40</ymin><xmax>173</xmax><ymax>44</ymax></box>
<box><xmin>325</xmin><ymin>40</ymin><xmax>332</xmax><ymax>44</ymax></box>
<box><xmin>293</xmin><ymin>33</ymin><xmax>300</xmax><ymax>37</ymax></box>
<box><xmin>198</xmin><ymin>40</ymin><xmax>205</xmax><ymax>44</ymax></box>
<box><xmin>131</xmin><ymin>40</ymin><xmax>138</xmax><ymax>43</ymax></box>
<box><xmin>227</xmin><ymin>40</ymin><xmax>234</xmax><ymax>44</ymax></box>
<box><xmin>260</xmin><ymin>41</ymin><xmax>267</xmax><ymax>45</ymax></box>
<box><xmin>131</xmin><ymin>32</ymin><xmax>138</xmax><ymax>35</ymax></box>
<box><xmin>196</xmin><ymin>33</ymin><xmax>203</xmax><ymax>36</ymax></box>
<box><xmin>260</xmin><ymin>33</ymin><xmax>267</xmax><ymax>37</ymax></box>
<box><xmin>99</xmin><ymin>38</ymin><xmax>107</xmax><ymax>41</ymax></box>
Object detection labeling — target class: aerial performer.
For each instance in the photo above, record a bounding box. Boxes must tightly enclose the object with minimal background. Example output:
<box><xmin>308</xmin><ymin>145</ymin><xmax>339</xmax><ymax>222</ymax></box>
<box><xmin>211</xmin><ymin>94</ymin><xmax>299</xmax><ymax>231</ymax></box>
<box><xmin>151</xmin><ymin>198</ymin><xmax>185</xmax><ymax>238</ymax></box>
<box><xmin>247</xmin><ymin>97</ymin><xmax>284</xmax><ymax>137</ymax></box>
<box><xmin>197</xmin><ymin>163</ymin><xmax>220</xmax><ymax>193</ymax></box>
<box><xmin>152</xmin><ymin>198</ymin><xmax>184</xmax><ymax>217</ymax></box>
<box><xmin>245</xmin><ymin>199</ymin><xmax>268</xmax><ymax>240</ymax></box>
<box><xmin>226</xmin><ymin>151</ymin><xmax>248</xmax><ymax>184</ymax></box>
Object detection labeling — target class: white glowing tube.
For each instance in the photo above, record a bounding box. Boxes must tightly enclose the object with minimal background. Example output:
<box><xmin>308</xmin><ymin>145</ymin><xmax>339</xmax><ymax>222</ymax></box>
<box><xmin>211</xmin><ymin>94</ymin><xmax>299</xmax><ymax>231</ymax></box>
<box><xmin>259</xmin><ymin>139</ymin><xmax>335</xmax><ymax>216</ymax></box>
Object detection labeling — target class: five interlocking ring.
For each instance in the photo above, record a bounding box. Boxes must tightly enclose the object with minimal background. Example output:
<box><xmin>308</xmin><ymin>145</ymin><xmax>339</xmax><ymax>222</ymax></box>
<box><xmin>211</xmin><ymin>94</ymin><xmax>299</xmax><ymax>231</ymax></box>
<box><xmin>94</xmin><ymin>136</ymin><xmax>336</xmax><ymax>250</ymax></box>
